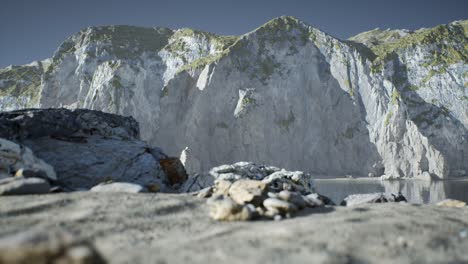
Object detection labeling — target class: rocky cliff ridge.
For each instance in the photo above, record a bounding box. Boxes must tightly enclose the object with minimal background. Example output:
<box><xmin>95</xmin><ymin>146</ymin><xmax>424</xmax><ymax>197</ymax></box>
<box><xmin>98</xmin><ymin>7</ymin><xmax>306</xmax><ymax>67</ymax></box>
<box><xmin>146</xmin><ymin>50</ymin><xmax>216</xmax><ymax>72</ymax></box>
<box><xmin>0</xmin><ymin>17</ymin><xmax>467</xmax><ymax>179</ymax></box>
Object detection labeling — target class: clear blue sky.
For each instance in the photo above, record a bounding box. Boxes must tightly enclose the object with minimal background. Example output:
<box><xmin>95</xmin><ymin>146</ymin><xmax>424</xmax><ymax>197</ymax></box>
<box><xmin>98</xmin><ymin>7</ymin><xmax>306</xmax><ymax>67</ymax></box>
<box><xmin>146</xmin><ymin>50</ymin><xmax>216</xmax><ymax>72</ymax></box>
<box><xmin>1</xmin><ymin>0</ymin><xmax>467</xmax><ymax>68</ymax></box>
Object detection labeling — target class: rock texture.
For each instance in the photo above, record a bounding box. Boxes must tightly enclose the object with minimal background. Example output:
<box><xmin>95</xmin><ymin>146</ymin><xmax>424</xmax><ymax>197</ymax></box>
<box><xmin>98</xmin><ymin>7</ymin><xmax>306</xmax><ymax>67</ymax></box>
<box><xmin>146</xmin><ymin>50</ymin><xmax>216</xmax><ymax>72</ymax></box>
<box><xmin>340</xmin><ymin>192</ymin><xmax>407</xmax><ymax>206</ymax></box>
<box><xmin>1</xmin><ymin>17</ymin><xmax>467</xmax><ymax>179</ymax></box>
<box><xmin>90</xmin><ymin>182</ymin><xmax>146</xmax><ymax>193</ymax></box>
<box><xmin>197</xmin><ymin>162</ymin><xmax>325</xmax><ymax>221</ymax></box>
<box><xmin>0</xmin><ymin>108</ymin><xmax>170</xmax><ymax>191</ymax></box>
<box><xmin>1</xmin><ymin>192</ymin><xmax>467</xmax><ymax>264</ymax></box>
<box><xmin>0</xmin><ymin>138</ymin><xmax>56</xmax><ymax>181</ymax></box>
<box><xmin>0</xmin><ymin>228</ymin><xmax>105</xmax><ymax>264</ymax></box>
<box><xmin>181</xmin><ymin>161</ymin><xmax>314</xmax><ymax>193</ymax></box>
<box><xmin>0</xmin><ymin>177</ymin><xmax>51</xmax><ymax>195</ymax></box>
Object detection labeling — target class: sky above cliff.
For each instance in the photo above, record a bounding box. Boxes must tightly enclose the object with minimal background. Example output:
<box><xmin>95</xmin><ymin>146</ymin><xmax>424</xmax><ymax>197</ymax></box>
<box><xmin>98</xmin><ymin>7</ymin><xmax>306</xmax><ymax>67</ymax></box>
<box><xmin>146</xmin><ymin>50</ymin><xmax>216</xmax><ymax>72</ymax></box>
<box><xmin>1</xmin><ymin>0</ymin><xmax>467</xmax><ymax>68</ymax></box>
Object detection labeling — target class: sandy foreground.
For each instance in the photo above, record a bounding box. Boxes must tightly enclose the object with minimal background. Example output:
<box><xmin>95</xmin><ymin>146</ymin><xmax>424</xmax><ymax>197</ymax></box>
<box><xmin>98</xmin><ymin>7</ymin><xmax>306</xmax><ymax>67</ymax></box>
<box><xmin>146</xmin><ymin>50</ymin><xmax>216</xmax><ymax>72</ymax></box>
<box><xmin>0</xmin><ymin>192</ymin><xmax>467</xmax><ymax>264</ymax></box>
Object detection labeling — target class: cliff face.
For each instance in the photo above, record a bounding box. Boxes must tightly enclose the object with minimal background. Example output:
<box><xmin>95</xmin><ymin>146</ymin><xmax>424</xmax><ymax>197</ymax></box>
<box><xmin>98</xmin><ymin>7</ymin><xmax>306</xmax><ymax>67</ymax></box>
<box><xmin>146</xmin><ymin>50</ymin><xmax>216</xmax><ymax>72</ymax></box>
<box><xmin>0</xmin><ymin>17</ymin><xmax>466</xmax><ymax>179</ymax></box>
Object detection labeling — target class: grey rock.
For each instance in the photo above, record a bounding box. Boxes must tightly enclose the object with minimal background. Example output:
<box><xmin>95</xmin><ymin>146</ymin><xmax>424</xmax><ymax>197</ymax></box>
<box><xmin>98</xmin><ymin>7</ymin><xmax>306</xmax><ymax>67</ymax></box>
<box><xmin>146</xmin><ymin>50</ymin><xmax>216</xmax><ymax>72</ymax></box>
<box><xmin>341</xmin><ymin>192</ymin><xmax>407</xmax><ymax>206</ymax></box>
<box><xmin>185</xmin><ymin>162</ymin><xmax>314</xmax><ymax>194</ymax></box>
<box><xmin>0</xmin><ymin>138</ymin><xmax>56</xmax><ymax>181</ymax></box>
<box><xmin>90</xmin><ymin>182</ymin><xmax>146</xmax><ymax>193</ymax></box>
<box><xmin>0</xmin><ymin>177</ymin><xmax>50</xmax><ymax>195</ymax></box>
<box><xmin>0</xmin><ymin>108</ymin><xmax>138</xmax><ymax>141</ymax></box>
<box><xmin>278</xmin><ymin>190</ymin><xmax>308</xmax><ymax>209</ymax></box>
<box><xmin>228</xmin><ymin>180</ymin><xmax>267</xmax><ymax>206</ymax></box>
<box><xmin>179</xmin><ymin>173</ymin><xmax>215</xmax><ymax>193</ymax></box>
<box><xmin>0</xmin><ymin>109</ymin><xmax>170</xmax><ymax>191</ymax></box>
<box><xmin>263</xmin><ymin>198</ymin><xmax>298</xmax><ymax>214</ymax></box>
<box><xmin>0</xmin><ymin>18</ymin><xmax>467</xmax><ymax>180</ymax></box>
<box><xmin>207</xmin><ymin>195</ymin><xmax>252</xmax><ymax>221</ymax></box>
<box><xmin>195</xmin><ymin>186</ymin><xmax>213</xmax><ymax>198</ymax></box>
<box><xmin>213</xmin><ymin>180</ymin><xmax>233</xmax><ymax>196</ymax></box>
<box><xmin>262</xmin><ymin>170</ymin><xmax>314</xmax><ymax>194</ymax></box>
<box><xmin>306</xmin><ymin>193</ymin><xmax>336</xmax><ymax>206</ymax></box>
<box><xmin>0</xmin><ymin>228</ymin><xmax>105</xmax><ymax>264</ymax></box>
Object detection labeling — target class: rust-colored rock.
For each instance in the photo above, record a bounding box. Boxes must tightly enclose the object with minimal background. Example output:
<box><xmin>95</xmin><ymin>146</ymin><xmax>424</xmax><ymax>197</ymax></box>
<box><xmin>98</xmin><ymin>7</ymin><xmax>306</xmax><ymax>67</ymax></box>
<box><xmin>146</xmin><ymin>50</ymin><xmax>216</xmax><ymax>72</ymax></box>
<box><xmin>159</xmin><ymin>158</ymin><xmax>188</xmax><ymax>185</ymax></box>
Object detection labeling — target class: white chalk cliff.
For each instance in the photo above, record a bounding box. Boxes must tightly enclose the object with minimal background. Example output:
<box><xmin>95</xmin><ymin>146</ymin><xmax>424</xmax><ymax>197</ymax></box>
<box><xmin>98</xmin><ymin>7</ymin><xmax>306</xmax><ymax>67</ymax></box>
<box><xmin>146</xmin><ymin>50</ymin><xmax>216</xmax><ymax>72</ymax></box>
<box><xmin>0</xmin><ymin>16</ymin><xmax>467</xmax><ymax>179</ymax></box>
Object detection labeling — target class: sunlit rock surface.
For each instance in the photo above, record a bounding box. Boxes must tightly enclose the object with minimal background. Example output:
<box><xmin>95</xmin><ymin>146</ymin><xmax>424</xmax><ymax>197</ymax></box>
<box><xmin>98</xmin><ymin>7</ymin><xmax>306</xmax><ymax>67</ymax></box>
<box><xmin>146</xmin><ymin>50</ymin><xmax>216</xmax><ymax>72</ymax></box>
<box><xmin>0</xmin><ymin>17</ymin><xmax>467</xmax><ymax>179</ymax></box>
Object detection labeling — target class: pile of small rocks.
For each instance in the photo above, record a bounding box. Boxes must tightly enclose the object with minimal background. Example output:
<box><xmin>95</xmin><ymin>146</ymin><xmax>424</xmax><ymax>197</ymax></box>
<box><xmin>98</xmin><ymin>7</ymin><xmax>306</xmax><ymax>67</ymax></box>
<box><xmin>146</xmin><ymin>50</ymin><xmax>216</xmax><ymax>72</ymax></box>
<box><xmin>195</xmin><ymin>162</ymin><xmax>334</xmax><ymax>221</ymax></box>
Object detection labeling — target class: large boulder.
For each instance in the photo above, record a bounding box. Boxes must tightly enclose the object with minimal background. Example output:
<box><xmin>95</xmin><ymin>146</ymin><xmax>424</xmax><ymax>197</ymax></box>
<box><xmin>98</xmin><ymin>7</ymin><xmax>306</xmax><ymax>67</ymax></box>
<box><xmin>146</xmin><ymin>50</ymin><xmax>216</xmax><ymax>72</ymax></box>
<box><xmin>0</xmin><ymin>109</ymin><xmax>171</xmax><ymax>191</ymax></box>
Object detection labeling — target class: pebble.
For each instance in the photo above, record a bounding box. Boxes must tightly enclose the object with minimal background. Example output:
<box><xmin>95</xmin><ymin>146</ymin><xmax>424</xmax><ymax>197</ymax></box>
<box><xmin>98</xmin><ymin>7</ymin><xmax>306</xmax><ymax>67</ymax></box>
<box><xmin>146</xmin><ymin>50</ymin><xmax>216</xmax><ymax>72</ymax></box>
<box><xmin>278</xmin><ymin>190</ymin><xmax>307</xmax><ymax>208</ymax></box>
<box><xmin>263</xmin><ymin>198</ymin><xmax>298</xmax><ymax>213</ymax></box>
<box><xmin>196</xmin><ymin>186</ymin><xmax>213</xmax><ymax>198</ymax></box>
<box><xmin>90</xmin><ymin>182</ymin><xmax>145</xmax><ymax>193</ymax></box>
<box><xmin>214</xmin><ymin>180</ymin><xmax>232</xmax><ymax>195</ymax></box>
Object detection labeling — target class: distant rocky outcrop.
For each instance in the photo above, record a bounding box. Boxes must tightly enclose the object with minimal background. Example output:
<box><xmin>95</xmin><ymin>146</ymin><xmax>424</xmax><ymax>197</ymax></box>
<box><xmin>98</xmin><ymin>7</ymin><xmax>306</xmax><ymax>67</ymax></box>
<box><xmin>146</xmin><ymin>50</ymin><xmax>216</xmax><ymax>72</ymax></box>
<box><xmin>0</xmin><ymin>17</ymin><xmax>467</xmax><ymax>179</ymax></box>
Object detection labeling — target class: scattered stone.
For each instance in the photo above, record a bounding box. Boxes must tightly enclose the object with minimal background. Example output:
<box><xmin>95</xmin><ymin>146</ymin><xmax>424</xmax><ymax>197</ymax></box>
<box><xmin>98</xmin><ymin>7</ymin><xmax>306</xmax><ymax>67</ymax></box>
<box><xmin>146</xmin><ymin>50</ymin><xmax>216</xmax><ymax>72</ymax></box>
<box><xmin>202</xmin><ymin>163</ymin><xmax>328</xmax><ymax>221</ymax></box>
<box><xmin>278</xmin><ymin>190</ymin><xmax>307</xmax><ymax>209</ymax></box>
<box><xmin>306</xmin><ymin>193</ymin><xmax>336</xmax><ymax>206</ymax></box>
<box><xmin>262</xmin><ymin>170</ymin><xmax>313</xmax><ymax>194</ymax></box>
<box><xmin>341</xmin><ymin>192</ymin><xmax>407</xmax><ymax>206</ymax></box>
<box><xmin>436</xmin><ymin>199</ymin><xmax>466</xmax><ymax>208</ymax></box>
<box><xmin>228</xmin><ymin>180</ymin><xmax>267</xmax><ymax>206</ymax></box>
<box><xmin>213</xmin><ymin>180</ymin><xmax>232</xmax><ymax>195</ymax></box>
<box><xmin>263</xmin><ymin>198</ymin><xmax>298</xmax><ymax>214</ymax></box>
<box><xmin>196</xmin><ymin>186</ymin><xmax>213</xmax><ymax>198</ymax></box>
<box><xmin>267</xmin><ymin>192</ymin><xmax>279</xmax><ymax>199</ymax></box>
<box><xmin>159</xmin><ymin>157</ymin><xmax>188</xmax><ymax>185</ymax></box>
<box><xmin>208</xmin><ymin>195</ymin><xmax>252</xmax><ymax>221</ymax></box>
<box><xmin>90</xmin><ymin>182</ymin><xmax>146</xmax><ymax>193</ymax></box>
<box><xmin>0</xmin><ymin>229</ymin><xmax>105</xmax><ymax>264</ymax></box>
<box><xmin>273</xmin><ymin>215</ymin><xmax>283</xmax><ymax>221</ymax></box>
<box><xmin>0</xmin><ymin>177</ymin><xmax>50</xmax><ymax>195</ymax></box>
<box><xmin>303</xmin><ymin>195</ymin><xmax>323</xmax><ymax>207</ymax></box>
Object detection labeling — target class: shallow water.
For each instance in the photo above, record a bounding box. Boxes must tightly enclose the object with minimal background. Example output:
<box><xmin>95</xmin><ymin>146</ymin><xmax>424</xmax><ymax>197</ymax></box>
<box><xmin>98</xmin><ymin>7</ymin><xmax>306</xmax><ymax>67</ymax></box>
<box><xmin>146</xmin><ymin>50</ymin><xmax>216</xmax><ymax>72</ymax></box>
<box><xmin>315</xmin><ymin>179</ymin><xmax>468</xmax><ymax>205</ymax></box>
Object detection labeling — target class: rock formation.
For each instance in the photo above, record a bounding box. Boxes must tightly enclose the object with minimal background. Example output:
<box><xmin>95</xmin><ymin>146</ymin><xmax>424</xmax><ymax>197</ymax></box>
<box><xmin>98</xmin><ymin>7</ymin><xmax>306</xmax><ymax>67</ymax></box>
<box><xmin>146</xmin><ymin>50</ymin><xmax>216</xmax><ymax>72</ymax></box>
<box><xmin>0</xmin><ymin>17</ymin><xmax>467</xmax><ymax>179</ymax></box>
<box><xmin>0</xmin><ymin>108</ymin><xmax>172</xmax><ymax>191</ymax></box>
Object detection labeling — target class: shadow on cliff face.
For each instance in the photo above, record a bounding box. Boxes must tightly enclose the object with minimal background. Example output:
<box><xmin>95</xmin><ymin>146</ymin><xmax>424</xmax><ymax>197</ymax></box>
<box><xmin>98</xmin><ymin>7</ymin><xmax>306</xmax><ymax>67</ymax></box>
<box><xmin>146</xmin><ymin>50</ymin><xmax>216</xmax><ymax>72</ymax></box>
<box><xmin>155</xmin><ymin>37</ymin><xmax>384</xmax><ymax>178</ymax></box>
<box><xmin>390</xmin><ymin>55</ymin><xmax>468</xmax><ymax>177</ymax></box>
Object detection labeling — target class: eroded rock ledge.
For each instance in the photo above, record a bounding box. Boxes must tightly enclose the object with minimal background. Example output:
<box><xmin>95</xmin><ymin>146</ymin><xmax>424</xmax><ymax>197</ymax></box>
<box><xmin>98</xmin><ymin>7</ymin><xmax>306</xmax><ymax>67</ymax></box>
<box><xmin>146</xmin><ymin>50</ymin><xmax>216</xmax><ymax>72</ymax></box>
<box><xmin>0</xmin><ymin>108</ymin><xmax>184</xmax><ymax>192</ymax></box>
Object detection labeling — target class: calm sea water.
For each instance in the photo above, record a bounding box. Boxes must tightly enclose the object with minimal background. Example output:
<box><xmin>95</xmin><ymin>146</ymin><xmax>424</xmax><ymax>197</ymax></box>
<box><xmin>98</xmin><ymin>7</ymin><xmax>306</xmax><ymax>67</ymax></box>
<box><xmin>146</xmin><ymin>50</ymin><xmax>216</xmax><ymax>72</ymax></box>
<box><xmin>314</xmin><ymin>179</ymin><xmax>468</xmax><ymax>205</ymax></box>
